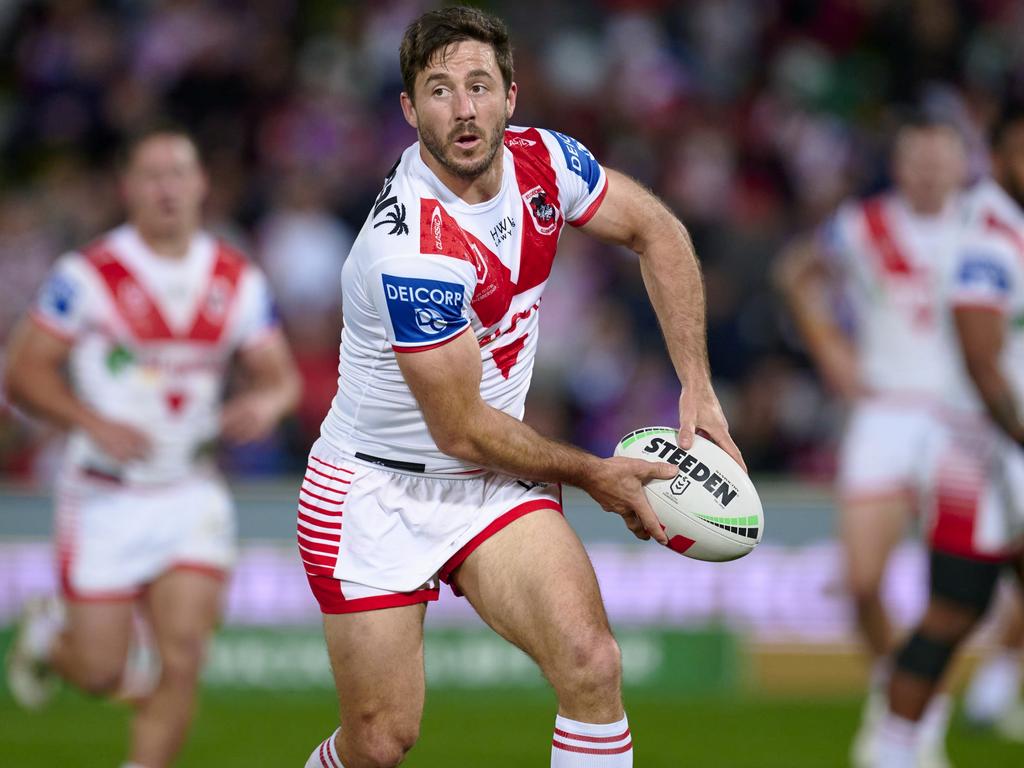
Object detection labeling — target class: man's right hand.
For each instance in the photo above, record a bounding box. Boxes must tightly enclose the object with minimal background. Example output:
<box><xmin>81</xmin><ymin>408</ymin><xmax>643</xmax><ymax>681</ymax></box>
<box><xmin>84</xmin><ymin>417</ymin><xmax>151</xmax><ymax>463</ymax></box>
<box><xmin>581</xmin><ymin>457</ymin><xmax>676</xmax><ymax>545</ymax></box>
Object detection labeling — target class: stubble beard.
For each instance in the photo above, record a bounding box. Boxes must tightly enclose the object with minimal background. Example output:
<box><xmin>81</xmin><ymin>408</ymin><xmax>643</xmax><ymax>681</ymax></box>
<box><xmin>420</xmin><ymin>116</ymin><xmax>508</xmax><ymax>181</ymax></box>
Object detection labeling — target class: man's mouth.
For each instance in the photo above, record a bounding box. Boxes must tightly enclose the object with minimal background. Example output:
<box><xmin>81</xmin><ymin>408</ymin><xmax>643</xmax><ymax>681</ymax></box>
<box><xmin>453</xmin><ymin>132</ymin><xmax>481</xmax><ymax>150</ymax></box>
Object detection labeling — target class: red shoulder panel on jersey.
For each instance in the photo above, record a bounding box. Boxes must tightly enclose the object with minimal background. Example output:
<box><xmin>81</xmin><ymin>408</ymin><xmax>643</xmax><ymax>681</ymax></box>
<box><xmin>862</xmin><ymin>197</ymin><xmax>913</xmax><ymax>277</ymax></box>
<box><xmin>187</xmin><ymin>240</ymin><xmax>246</xmax><ymax>343</ymax></box>
<box><xmin>506</xmin><ymin>128</ymin><xmax>562</xmax><ymax>293</ymax></box>
<box><xmin>84</xmin><ymin>243</ymin><xmax>176</xmax><ymax>340</ymax></box>
<box><xmin>419</xmin><ymin>199</ymin><xmax>513</xmax><ymax>327</ymax></box>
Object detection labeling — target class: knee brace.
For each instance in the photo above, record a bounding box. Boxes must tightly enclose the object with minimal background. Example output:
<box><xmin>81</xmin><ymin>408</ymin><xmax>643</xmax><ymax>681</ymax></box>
<box><xmin>895</xmin><ymin>631</ymin><xmax>956</xmax><ymax>683</ymax></box>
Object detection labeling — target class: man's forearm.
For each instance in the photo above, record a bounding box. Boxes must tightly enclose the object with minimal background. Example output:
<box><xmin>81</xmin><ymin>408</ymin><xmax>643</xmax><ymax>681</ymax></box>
<box><xmin>634</xmin><ymin>209</ymin><xmax>710</xmax><ymax>388</ymax></box>
<box><xmin>5</xmin><ymin>364</ymin><xmax>98</xmax><ymax>433</ymax></box>
<box><xmin>971</xmin><ymin>362</ymin><xmax>1024</xmax><ymax>443</ymax></box>
<box><xmin>437</xmin><ymin>402</ymin><xmax>601</xmax><ymax>486</ymax></box>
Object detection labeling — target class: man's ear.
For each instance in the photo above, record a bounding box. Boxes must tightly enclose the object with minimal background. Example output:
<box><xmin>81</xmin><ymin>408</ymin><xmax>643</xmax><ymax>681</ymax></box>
<box><xmin>400</xmin><ymin>92</ymin><xmax>418</xmax><ymax>130</ymax></box>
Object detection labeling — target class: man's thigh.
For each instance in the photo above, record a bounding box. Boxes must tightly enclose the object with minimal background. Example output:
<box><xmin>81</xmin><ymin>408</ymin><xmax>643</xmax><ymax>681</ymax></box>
<box><xmin>322</xmin><ymin>603</ymin><xmax>428</xmax><ymax>732</ymax></box>
<box><xmin>840</xmin><ymin>495</ymin><xmax>912</xmax><ymax>587</ymax></box>
<box><xmin>143</xmin><ymin>569</ymin><xmax>225</xmax><ymax>669</ymax></box>
<box><xmin>62</xmin><ymin>600</ymin><xmax>135</xmax><ymax>673</ymax></box>
<box><xmin>449</xmin><ymin>507</ymin><xmax>612</xmax><ymax>669</ymax></box>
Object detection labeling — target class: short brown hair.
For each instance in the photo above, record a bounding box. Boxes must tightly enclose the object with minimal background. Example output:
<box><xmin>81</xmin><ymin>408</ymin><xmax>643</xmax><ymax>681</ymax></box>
<box><xmin>399</xmin><ymin>6</ymin><xmax>513</xmax><ymax>99</ymax></box>
<box><xmin>117</xmin><ymin>119</ymin><xmax>200</xmax><ymax>171</ymax></box>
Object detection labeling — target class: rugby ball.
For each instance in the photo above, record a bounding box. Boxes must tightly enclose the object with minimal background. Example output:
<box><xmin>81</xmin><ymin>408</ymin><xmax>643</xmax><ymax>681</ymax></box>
<box><xmin>614</xmin><ymin>427</ymin><xmax>763</xmax><ymax>562</ymax></box>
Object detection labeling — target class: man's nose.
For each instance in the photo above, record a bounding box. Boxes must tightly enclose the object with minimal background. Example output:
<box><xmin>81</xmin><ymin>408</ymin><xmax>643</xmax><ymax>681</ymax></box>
<box><xmin>454</xmin><ymin>87</ymin><xmax>476</xmax><ymax>121</ymax></box>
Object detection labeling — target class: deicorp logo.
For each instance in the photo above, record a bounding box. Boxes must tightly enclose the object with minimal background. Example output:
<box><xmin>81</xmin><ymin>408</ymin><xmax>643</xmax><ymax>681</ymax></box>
<box><xmin>381</xmin><ymin>273</ymin><xmax>468</xmax><ymax>346</ymax></box>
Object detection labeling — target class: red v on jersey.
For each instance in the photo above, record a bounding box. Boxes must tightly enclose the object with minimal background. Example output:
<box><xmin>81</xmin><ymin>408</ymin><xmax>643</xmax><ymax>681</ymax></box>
<box><xmin>862</xmin><ymin>197</ymin><xmax>915</xmax><ymax>277</ymax></box>
<box><xmin>506</xmin><ymin>127</ymin><xmax>562</xmax><ymax>292</ymax></box>
<box><xmin>84</xmin><ymin>240</ymin><xmax>246</xmax><ymax>343</ymax></box>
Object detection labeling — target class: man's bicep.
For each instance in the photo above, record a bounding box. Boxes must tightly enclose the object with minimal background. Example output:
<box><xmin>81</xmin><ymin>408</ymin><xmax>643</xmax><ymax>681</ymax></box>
<box><xmin>4</xmin><ymin>315</ymin><xmax>73</xmax><ymax>395</ymax></box>
<box><xmin>577</xmin><ymin>168</ymin><xmax>661</xmax><ymax>249</ymax></box>
<box><xmin>235</xmin><ymin>329</ymin><xmax>295</xmax><ymax>380</ymax></box>
<box><xmin>395</xmin><ymin>327</ymin><xmax>481</xmax><ymax>444</ymax></box>
<box><xmin>954</xmin><ymin>305</ymin><xmax>1005</xmax><ymax>372</ymax></box>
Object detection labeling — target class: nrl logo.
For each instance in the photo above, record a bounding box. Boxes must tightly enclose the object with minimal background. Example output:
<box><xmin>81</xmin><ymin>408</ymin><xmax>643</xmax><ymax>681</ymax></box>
<box><xmin>522</xmin><ymin>186</ymin><xmax>560</xmax><ymax>236</ymax></box>
<box><xmin>669</xmin><ymin>475</ymin><xmax>691</xmax><ymax>496</ymax></box>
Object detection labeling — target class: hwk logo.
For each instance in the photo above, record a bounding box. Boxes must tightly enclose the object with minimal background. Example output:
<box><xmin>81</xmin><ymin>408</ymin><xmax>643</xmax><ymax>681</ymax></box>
<box><xmin>490</xmin><ymin>216</ymin><xmax>516</xmax><ymax>247</ymax></box>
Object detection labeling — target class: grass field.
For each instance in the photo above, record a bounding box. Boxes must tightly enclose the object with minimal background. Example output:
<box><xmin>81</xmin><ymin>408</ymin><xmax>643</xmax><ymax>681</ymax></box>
<box><xmin>2</xmin><ymin>687</ymin><xmax>1021</xmax><ymax>767</ymax></box>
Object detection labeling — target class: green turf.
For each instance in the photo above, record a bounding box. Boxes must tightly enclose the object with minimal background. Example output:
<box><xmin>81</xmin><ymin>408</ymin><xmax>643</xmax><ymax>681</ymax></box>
<box><xmin>1</xmin><ymin>687</ymin><xmax>1021</xmax><ymax>767</ymax></box>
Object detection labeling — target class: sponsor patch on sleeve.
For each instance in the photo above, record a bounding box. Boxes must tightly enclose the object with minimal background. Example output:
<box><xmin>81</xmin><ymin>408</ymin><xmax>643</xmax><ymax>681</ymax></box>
<box><xmin>957</xmin><ymin>254</ymin><xmax>1011</xmax><ymax>296</ymax></box>
<box><xmin>381</xmin><ymin>274</ymin><xmax>468</xmax><ymax>346</ymax></box>
<box><xmin>551</xmin><ymin>131</ymin><xmax>601</xmax><ymax>194</ymax></box>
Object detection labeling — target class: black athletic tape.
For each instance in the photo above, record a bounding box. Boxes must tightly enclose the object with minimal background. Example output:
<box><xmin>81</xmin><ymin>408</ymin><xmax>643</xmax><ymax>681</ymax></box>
<box><xmin>895</xmin><ymin>631</ymin><xmax>955</xmax><ymax>682</ymax></box>
<box><xmin>929</xmin><ymin>551</ymin><xmax>1001</xmax><ymax>613</ymax></box>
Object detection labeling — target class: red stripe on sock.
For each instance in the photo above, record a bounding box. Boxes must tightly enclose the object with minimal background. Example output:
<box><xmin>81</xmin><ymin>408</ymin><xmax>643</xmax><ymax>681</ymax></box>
<box><xmin>554</xmin><ymin>727</ymin><xmax>630</xmax><ymax>743</ymax></box>
<box><xmin>552</xmin><ymin>739</ymin><xmax>633</xmax><ymax>755</ymax></box>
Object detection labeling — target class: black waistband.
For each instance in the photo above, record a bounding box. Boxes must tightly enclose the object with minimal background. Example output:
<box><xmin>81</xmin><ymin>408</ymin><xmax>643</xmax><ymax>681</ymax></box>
<box><xmin>354</xmin><ymin>452</ymin><xmax>426</xmax><ymax>473</ymax></box>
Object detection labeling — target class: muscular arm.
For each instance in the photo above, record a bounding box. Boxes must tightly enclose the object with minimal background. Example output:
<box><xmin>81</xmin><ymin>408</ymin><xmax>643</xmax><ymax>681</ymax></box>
<box><xmin>3</xmin><ymin>317</ymin><xmax>149</xmax><ymax>460</ymax></box>
<box><xmin>221</xmin><ymin>330</ymin><xmax>302</xmax><ymax>443</ymax></box>
<box><xmin>955</xmin><ymin>307</ymin><xmax>1024</xmax><ymax>442</ymax></box>
<box><xmin>396</xmin><ymin>329</ymin><xmax>674</xmax><ymax>542</ymax></box>
<box><xmin>773</xmin><ymin>235</ymin><xmax>863</xmax><ymax>401</ymax></box>
<box><xmin>579</xmin><ymin>169</ymin><xmax>743</xmax><ymax>466</ymax></box>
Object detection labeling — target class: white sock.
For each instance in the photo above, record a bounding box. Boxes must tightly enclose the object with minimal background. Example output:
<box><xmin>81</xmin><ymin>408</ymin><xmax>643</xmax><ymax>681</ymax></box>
<box><xmin>875</xmin><ymin>713</ymin><xmax>918</xmax><ymax>768</ymax></box>
<box><xmin>304</xmin><ymin>729</ymin><xmax>342</xmax><ymax>768</ymax></box>
<box><xmin>869</xmin><ymin>658</ymin><xmax>890</xmax><ymax>692</ymax></box>
<box><xmin>918</xmin><ymin>693</ymin><xmax>952</xmax><ymax>753</ymax></box>
<box><xmin>964</xmin><ymin>648</ymin><xmax>1022</xmax><ymax>723</ymax></box>
<box><xmin>25</xmin><ymin>597</ymin><xmax>65</xmax><ymax>661</ymax></box>
<box><xmin>551</xmin><ymin>714</ymin><xmax>632</xmax><ymax>767</ymax></box>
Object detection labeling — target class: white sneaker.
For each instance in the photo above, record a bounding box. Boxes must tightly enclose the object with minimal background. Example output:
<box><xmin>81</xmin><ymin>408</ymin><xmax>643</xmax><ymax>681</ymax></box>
<box><xmin>916</xmin><ymin>694</ymin><xmax>953</xmax><ymax>768</ymax></box>
<box><xmin>5</xmin><ymin>596</ymin><xmax>63</xmax><ymax>709</ymax></box>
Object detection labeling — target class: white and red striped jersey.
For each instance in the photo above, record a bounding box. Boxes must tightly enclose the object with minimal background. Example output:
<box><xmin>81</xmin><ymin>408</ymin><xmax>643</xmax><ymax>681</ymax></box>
<box><xmin>945</xmin><ymin>179</ymin><xmax>1024</xmax><ymax>414</ymax></box>
<box><xmin>820</xmin><ymin>192</ymin><xmax>962</xmax><ymax>399</ymax></box>
<box><xmin>320</xmin><ymin>126</ymin><xmax>608</xmax><ymax>475</ymax></box>
<box><xmin>31</xmin><ymin>225</ymin><xmax>280</xmax><ymax>484</ymax></box>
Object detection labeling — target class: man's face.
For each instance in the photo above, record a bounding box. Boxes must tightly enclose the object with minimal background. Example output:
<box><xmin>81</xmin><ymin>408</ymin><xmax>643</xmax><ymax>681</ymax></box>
<box><xmin>401</xmin><ymin>40</ymin><xmax>516</xmax><ymax>182</ymax></box>
<box><xmin>121</xmin><ymin>134</ymin><xmax>207</xmax><ymax>239</ymax></box>
<box><xmin>892</xmin><ymin>125</ymin><xmax>966</xmax><ymax>213</ymax></box>
<box><xmin>994</xmin><ymin>122</ymin><xmax>1024</xmax><ymax>208</ymax></box>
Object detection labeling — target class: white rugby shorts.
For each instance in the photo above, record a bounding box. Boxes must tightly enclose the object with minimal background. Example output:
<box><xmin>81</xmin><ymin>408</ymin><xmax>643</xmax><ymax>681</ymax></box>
<box><xmin>297</xmin><ymin>437</ymin><xmax>563</xmax><ymax>614</ymax></box>
<box><xmin>922</xmin><ymin>412</ymin><xmax>1024</xmax><ymax>562</ymax></box>
<box><xmin>837</xmin><ymin>398</ymin><xmax>939</xmax><ymax>503</ymax></box>
<box><xmin>55</xmin><ymin>468</ymin><xmax>235</xmax><ymax>600</ymax></box>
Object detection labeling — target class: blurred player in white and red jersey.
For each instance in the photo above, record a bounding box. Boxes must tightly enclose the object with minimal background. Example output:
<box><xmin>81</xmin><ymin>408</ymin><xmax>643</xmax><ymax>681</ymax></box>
<box><xmin>776</xmin><ymin>115</ymin><xmax>968</xmax><ymax>767</ymax></box>
<box><xmin>3</xmin><ymin>125</ymin><xmax>301</xmax><ymax>768</ymax></box>
<box><xmin>298</xmin><ymin>8</ymin><xmax>742</xmax><ymax>768</ymax></box>
<box><xmin>878</xmin><ymin>104</ymin><xmax>1024</xmax><ymax>768</ymax></box>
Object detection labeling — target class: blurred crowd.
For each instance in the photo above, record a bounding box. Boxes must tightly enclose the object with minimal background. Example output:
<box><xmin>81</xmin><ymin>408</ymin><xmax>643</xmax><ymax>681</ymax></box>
<box><xmin>2</xmin><ymin>0</ymin><xmax>1024</xmax><ymax>481</ymax></box>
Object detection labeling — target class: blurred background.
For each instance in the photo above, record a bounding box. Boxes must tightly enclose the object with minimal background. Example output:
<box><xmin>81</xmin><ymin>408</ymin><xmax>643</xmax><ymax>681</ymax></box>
<box><xmin>1</xmin><ymin>1</ymin><xmax>1023</xmax><ymax>766</ymax></box>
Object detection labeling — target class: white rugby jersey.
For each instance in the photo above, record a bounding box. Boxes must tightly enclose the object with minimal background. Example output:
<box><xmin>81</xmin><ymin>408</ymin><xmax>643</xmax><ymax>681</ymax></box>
<box><xmin>320</xmin><ymin>126</ymin><xmax>608</xmax><ymax>474</ymax></box>
<box><xmin>945</xmin><ymin>179</ymin><xmax>1024</xmax><ymax>414</ymax></box>
<box><xmin>820</xmin><ymin>193</ymin><xmax>961</xmax><ymax>398</ymax></box>
<box><xmin>31</xmin><ymin>225</ymin><xmax>280</xmax><ymax>484</ymax></box>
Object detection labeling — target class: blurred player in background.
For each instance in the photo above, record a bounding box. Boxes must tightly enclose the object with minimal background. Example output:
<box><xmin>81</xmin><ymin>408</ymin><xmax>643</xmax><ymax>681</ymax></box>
<box><xmin>3</xmin><ymin>125</ymin><xmax>301</xmax><ymax>768</ymax></box>
<box><xmin>963</xmin><ymin>590</ymin><xmax>1024</xmax><ymax>738</ymax></box>
<box><xmin>776</xmin><ymin>115</ymin><xmax>968</xmax><ymax>767</ymax></box>
<box><xmin>298</xmin><ymin>7</ymin><xmax>741</xmax><ymax>768</ymax></box>
<box><xmin>877</xmin><ymin>104</ymin><xmax>1024</xmax><ymax>768</ymax></box>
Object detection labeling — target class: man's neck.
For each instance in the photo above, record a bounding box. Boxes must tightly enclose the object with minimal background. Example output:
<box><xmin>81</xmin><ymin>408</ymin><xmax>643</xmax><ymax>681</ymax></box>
<box><xmin>133</xmin><ymin>226</ymin><xmax>194</xmax><ymax>260</ymax></box>
<box><xmin>419</xmin><ymin>147</ymin><xmax>503</xmax><ymax>205</ymax></box>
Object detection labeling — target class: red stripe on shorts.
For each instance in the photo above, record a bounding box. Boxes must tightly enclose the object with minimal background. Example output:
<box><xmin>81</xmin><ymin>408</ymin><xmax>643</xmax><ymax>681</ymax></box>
<box><xmin>309</xmin><ymin>456</ymin><xmax>355</xmax><ymax>474</ymax></box>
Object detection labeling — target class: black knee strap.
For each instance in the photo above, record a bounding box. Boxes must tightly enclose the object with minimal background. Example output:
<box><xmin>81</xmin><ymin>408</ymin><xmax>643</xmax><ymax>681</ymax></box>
<box><xmin>895</xmin><ymin>631</ymin><xmax>955</xmax><ymax>682</ymax></box>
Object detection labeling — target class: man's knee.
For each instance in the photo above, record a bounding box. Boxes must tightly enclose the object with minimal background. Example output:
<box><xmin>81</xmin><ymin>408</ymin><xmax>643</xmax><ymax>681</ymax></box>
<box><xmin>343</xmin><ymin>717</ymin><xmax>420</xmax><ymax>768</ymax></box>
<box><xmin>158</xmin><ymin>635</ymin><xmax>206</xmax><ymax>688</ymax></box>
<box><xmin>74</xmin><ymin>655</ymin><xmax>124</xmax><ymax>696</ymax></box>
<box><xmin>560</xmin><ymin>629</ymin><xmax>622</xmax><ymax>694</ymax></box>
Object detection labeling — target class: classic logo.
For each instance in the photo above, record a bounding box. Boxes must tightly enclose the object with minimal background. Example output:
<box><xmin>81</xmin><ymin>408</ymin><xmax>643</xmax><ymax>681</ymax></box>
<box><xmin>431</xmin><ymin>206</ymin><xmax>443</xmax><ymax>253</ymax></box>
<box><xmin>118</xmin><ymin>281</ymin><xmax>150</xmax><ymax>322</ymax></box>
<box><xmin>506</xmin><ymin>136</ymin><xmax>537</xmax><ymax>148</ymax></box>
<box><xmin>522</xmin><ymin>186</ymin><xmax>560</xmax><ymax>236</ymax></box>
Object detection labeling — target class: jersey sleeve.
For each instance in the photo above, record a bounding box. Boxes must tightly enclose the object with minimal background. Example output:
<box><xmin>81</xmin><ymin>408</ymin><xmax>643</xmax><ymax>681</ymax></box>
<box><xmin>366</xmin><ymin>254</ymin><xmax>475</xmax><ymax>353</ymax></box>
<box><xmin>950</xmin><ymin>233</ymin><xmax>1016</xmax><ymax>314</ymax></box>
<box><xmin>542</xmin><ymin>129</ymin><xmax>608</xmax><ymax>226</ymax></box>
<box><xmin>232</xmin><ymin>266</ymin><xmax>283</xmax><ymax>349</ymax></box>
<box><xmin>30</xmin><ymin>254</ymin><xmax>93</xmax><ymax>341</ymax></box>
